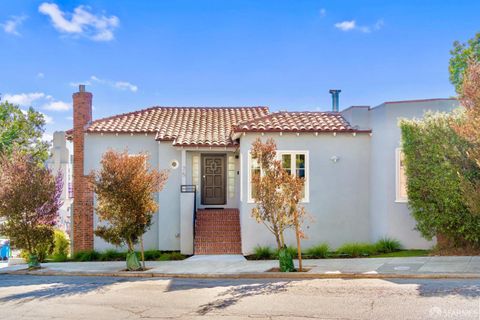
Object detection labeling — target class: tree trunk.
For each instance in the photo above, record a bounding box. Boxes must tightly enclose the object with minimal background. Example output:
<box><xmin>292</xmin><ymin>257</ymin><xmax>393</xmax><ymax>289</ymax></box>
<box><xmin>294</xmin><ymin>209</ymin><xmax>302</xmax><ymax>272</ymax></box>
<box><xmin>140</xmin><ymin>235</ymin><xmax>146</xmax><ymax>270</ymax></box>
<box><xmin>279</xmin><ymin>231</ymin><xmax>285</xmax><ymax>249</ymax></box>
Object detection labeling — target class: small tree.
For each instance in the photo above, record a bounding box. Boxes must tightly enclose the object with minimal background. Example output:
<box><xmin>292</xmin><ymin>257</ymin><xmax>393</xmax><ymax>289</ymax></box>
<box><xmin>250</xmin><ymin>138</ymin><xmax>307</xmax><ymax>271</ymax></box>
<box><xmin>91</xmin><ymin>150</ymin><xmax>168</xmax><ymax>271</ymax></box>
<box><xmin>0</xmin><ymin>150</ymin><xmax>62</xmax><ymax>267</ymax></box>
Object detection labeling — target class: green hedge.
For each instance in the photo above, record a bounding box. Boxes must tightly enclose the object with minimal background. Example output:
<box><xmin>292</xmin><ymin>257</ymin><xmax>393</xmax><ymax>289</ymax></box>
<box><xmin>71</xmin><ymin>250</ymin><xmax>186</xmax><ymax>262</ymax></box>
<box><xmin>400</xmin><ymin>111</ymin><xmax>480</xmax><ymax>247</ymax></box>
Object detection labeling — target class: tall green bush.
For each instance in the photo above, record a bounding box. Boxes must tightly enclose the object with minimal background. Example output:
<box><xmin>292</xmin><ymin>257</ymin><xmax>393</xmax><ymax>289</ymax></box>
<box><xmin>400</xmin><ymin>111</ymin><xmax>480</xmax><ymax>247</ymax></box>
<box><xmin>52</xmin><ymin>230</ymin><xmax>70</xmax><ymax>262</ymax></box>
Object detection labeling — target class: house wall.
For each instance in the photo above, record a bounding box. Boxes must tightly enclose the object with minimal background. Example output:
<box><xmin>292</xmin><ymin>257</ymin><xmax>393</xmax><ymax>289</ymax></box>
<box><xmin>83</xmin><ymin>134</ymin><xmax>182</xmax><ymax>252</ymax></box>
<box><xmin>239</xmin><ymin>132</ymin><xmax>371</xmax><ymax>254</ymax></box>
<box><xmin>366</xmin><ymin>99</ymin><xmax>459</xmax><ymax>249</ymax></box>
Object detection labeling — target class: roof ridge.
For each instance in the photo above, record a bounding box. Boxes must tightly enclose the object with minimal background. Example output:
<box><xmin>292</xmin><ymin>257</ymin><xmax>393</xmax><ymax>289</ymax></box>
<box><xmin>383</xmin><ymin>98</ymin><xmax>457</xmax><ymax>104</ymax></box>
<box><xmin>89</xmin><ymin>106</ymin><xmax>269</xmax><ymax>125</ymax></box>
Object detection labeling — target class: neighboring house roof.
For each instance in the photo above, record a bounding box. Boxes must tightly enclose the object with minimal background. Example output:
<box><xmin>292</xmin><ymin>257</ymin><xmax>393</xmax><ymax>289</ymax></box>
<box><xmin>233</xmin><ymin>111</ymin><xmax>370</xmax><ymax>133</ymax></box>
<box><xmin>69</xmin><ymin>106</ymin><xmax>269</xmax><ymax>147</ymax></box>
<box><xmin>383</xmin><ymin>98</ymin><xmax>457</xmax><ymax>105</ymax></box>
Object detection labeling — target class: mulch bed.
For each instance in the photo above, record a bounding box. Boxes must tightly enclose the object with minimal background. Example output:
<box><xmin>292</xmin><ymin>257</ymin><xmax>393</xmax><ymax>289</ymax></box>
<box><xmin>266</xmin><ymin>267</ymin><xmax>311</xmax><ymax>273</ymax></box>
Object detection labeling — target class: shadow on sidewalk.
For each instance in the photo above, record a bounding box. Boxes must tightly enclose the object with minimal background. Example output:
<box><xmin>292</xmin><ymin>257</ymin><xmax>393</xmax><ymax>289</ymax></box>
<box><xmin>193</xmin><ymin>280</ymin><xmax>292</xmax><ymax>315</ymax></box>
<box><xmin>0</xmin><ymin>274</ymin><xmax>147</xmax><ymax>302</ymax></box>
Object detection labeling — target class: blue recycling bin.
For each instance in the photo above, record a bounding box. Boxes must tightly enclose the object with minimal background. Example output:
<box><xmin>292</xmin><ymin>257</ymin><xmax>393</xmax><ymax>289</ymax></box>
<box><xmin>0</xmin><ymin>239</ymin><xmax>10</xmax><ymax>261</ymax></box>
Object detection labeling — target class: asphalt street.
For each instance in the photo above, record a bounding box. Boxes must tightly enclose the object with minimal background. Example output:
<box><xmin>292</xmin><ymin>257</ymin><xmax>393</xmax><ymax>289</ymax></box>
<box><xmin>0</xmin><ymin>274</ymin><xmax>480</xmax><ymax>319</ymax></box>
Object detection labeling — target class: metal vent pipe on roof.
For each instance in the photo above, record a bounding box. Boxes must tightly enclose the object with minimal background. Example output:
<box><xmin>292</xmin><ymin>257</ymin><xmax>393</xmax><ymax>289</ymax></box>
<box><xmin>329</xmin><ymin>89</ymin><xmax>341</xmax><ymax>112</ymax></box>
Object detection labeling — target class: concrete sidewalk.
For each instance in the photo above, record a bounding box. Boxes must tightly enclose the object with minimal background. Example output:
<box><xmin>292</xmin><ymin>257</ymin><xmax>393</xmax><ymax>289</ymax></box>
<box><xmin>1</xmin><ymin>255</ymin><xmax>480</xmax><ymax>279</ymax></box>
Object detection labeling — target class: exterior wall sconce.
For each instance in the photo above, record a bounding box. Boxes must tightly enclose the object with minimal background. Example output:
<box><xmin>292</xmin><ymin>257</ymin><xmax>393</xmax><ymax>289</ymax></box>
<box><xmin>330</xmin><ymin>155</ymin><xmax>340</xmax><ymax>163</ymax></box>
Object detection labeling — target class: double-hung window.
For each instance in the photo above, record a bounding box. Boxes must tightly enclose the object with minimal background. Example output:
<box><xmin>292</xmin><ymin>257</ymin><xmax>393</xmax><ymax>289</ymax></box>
<box><xmin>278</xmin><ymin>151</ymin><xmax>309</xmax><ymax>202</ymax></box>
<box><xmin>248</xmin><ymin>150</ymin><xmax>309</xmax><ymax>203</ymax></box>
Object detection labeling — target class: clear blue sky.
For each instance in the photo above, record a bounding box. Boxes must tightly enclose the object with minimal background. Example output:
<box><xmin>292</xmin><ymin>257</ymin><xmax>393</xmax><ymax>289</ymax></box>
<box><xmin>1</xmin><ymin>1</ymin><xmax>478</xmax><ymax>138</ymax></box>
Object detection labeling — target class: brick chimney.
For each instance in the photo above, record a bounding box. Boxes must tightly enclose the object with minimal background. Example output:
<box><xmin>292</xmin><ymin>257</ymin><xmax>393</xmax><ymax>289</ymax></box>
<box><xmin>72</xmin><ymin>85</ymin><xmax>94</xmax><ymax>253</ymax></box>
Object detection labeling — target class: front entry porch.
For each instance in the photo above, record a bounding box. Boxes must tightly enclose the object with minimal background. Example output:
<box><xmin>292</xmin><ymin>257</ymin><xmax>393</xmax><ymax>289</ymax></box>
<box><xmin>179</xmin><ymin>148</ymin><xmax>241</xmax><ymax>255</ymax></box>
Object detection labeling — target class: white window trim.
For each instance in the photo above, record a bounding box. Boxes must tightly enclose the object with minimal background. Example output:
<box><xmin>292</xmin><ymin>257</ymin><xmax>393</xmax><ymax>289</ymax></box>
<box><xmin>128</xmin><ymin>153</ymin><xmax>147</xmax><ymax>167</ymax></box>
<box><xmin>395</xmin><ymin>147</ymin><xmax>408</xmax><ymax>203</ymax></box>
<box><xmin>247</xmin><ymin>150</ymin><xmax>309</xmax><ymax>204</ymax></box>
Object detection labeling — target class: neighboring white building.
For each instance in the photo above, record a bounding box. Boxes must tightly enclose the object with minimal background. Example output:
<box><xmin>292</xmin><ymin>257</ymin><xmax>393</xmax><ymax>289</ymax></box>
<box><xmin>66</xmin><ymin>85</ymin><xmax>459</xmax><ymax>254</ymax></box>
<box><xmin>46</xmin><ymin>131</ymin><xmax>73</xmax><ymax>236</ymax></box>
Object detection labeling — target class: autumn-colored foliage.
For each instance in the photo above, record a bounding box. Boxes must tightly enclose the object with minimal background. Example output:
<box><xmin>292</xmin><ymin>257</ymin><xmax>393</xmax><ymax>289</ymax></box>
<box><xmin>0</xmin><ymin>150</ymin><xmax>62</xmax><ymax>266</ymax></box>
<box><xmin>90</xmin><ymin>150</ymin><xmax>168</xmax><ymax>270</ymax></box>
<box><xmin>453</xmin><ymin>61</ymin><xmax>480</xmax><ymax>219</ymax></box>
<box><xmin>250</xmin><ymin>138</ymin><xmax>307</xmax><ymax>270</ymax></box>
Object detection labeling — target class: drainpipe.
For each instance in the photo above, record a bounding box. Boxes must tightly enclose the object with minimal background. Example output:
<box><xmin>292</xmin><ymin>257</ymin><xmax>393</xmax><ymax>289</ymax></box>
<box><xmin>329</xmin><ymin>89</ymin><xmax>341</xmax><ymax>112</ymax></box>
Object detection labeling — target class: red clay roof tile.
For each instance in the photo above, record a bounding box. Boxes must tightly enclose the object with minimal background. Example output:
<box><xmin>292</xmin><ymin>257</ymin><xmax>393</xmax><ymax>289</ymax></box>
<box><xmin>81</xmin><ymin>106</ymin><xmax>269</xmax><ymax>146</ymax></box>
<box><xmin>233</xmin><ymin>111</ymin><xmax>365</xmax><ymax>133</ymax></box>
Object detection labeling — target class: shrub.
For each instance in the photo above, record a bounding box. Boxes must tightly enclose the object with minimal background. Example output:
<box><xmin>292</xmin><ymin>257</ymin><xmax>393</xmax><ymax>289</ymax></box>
<box><xmin>98</xmin><ymin>249</ymin><xmax>125</xmax><ymax>261</ymax></box>
<box><xmin>252</xmin><ymin>246</ymin><xmax>275</xmax><ymax>260</ymax></box>
<box><xmin>143</xmin><ymin>250</ymin><xmax>162</xmax><ymax>261</ymax></box>
<box><xmin>51</xmin><ymin>230</ymin><xmax>69</xmax><ymax>262</ymax></box>
<box><xmin>400</xmin><ymin>111</ymin><xmax>480</xmax><ymax>247</ymax></box>
<box><xmin>167</xmin><ymin>251</ymin><xmax>185</xmax><ymax>261</ymax></box>
<box><xmin>156</xmin><ymin>252</ymin><xmax>186</xmax><ymax>261</ymax></box>
<box><xmin>375</xmin><ymin>237</ymin><xmax>402</xmax><ymax>253</ymax></box>
<box><xmin>336</xmin><ymin>243</ymin><xmax>377</xmax><ymax>257</ymax></box>
<box><xmin>23</xmin><ymin>232</ymin><xmax>55</xmax><ymax>263</ymax></box>
<box><xmin>72</xmin><ymin>250</ymin><xmax>100</xmax><ymax>262</ymax></box>
<box><xmin>305</xmin><ymin>243</ymin><xmax>330</xmax><ymax>258</ymax></box>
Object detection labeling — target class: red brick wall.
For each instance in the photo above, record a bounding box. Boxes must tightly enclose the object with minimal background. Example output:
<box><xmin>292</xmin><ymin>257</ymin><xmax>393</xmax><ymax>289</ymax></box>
<box><xmin>72</xmin><ymin>89</ymin><xmax>94</xmax><ymax>253</ymax></box>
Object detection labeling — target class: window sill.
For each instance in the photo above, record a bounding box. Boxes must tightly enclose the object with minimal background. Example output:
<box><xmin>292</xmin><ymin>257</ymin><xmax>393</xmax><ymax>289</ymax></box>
<box><xmin>395</xmin><ymin>199</ymin><xmax>408</xmax><ymax>203</ymax></box>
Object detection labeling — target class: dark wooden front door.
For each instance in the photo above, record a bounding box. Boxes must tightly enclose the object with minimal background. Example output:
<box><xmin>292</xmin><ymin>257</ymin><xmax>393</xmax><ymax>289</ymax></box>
<box><xmin>201</xmin><ymin>154</ymin><xmax>226</xmax><ymax>205</ymax></box>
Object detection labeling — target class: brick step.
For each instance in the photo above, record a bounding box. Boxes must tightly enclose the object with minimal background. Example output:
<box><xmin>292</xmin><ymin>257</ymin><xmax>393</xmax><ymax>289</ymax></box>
<box><xmin>195</xmin><ymin>236</ymin><xmax>241</xmax><ymax>242</ymax></box>
<box><xmin>195</xmin><ymin>222</ymin><xmax>240</xmax><ymax>228</ymax></box>
<box><xmin>195</xmin><ymin>230</ymin><xmax>241</xmax><ymax>235</ymax></box>
<box><xmin>194</xmin><ymin>209</ymin><xmax>241</xmax><ymax>255</ymax></box>
<box><xmin>194</xmin><ymin>249</ymin><xmax>242</xmax><ymax>255</ymax></box>
<box><xmin>195</xmin><ymin>218</ymin><xmax>240</xmax><ymax>225</ymax></box>
<box><xmin>195</xmin><ymin>242</ymin><xmax>242</xmax><ymax>253</ymax></box>
<box><xmin>197</xmin><ymin>214</ymin><xmax>240</xmax><ymax>221</ymax></box>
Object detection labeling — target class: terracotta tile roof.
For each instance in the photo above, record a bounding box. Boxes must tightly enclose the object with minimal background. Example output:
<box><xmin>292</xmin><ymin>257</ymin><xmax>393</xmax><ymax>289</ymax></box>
<box><xmin>233</xmin><ymin>111</ymin><xmax>368</xmax><ymax>133</ymax></box>
<box><xmin>75</xmin><ymin>106</ymin><xmax>270</xmax><ymax>146</ymax></box>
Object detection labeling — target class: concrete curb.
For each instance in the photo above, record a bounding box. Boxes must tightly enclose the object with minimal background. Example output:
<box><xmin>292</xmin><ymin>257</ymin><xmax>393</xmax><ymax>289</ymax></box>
<box><xmin>4</xmin><ymin>269</ymin><xmax>480</xmax><ymax>280</ymax></box>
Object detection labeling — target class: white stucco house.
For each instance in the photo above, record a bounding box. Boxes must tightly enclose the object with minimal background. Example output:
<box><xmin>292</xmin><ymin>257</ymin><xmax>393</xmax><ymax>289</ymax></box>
<box><xmin>46</xmin><ymin>132</ymin><xmax>73</xmax><ymax>235</ymax></box>
<box><xmin>66</xmin><ymin>85</ymin><xmax>459</xmax><ymax>255</ymax></box>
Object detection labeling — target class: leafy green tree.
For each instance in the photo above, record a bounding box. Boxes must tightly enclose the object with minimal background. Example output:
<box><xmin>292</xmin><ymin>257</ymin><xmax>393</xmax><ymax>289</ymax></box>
<box><xmin>449</xmin><ymin>32</ymin><xmax>480</xmax><ymax>94</ymax></box>
<box><xmin>0</xmin><ymin>150</ymin><xmax>63</xmax><ymax>267</ymax></box>
<box><xmin>91</xmin><ymin>150</ymin><xmax>169</xmax><ymax>271</ymax></box>
<box><xmin>0</xmin><ymin>100</ymin><xmax>49</xmax><ymax>163</ymax></box>
<box><xmin>400</xmin><ymin>112</ymin><xmax>480</xmax><ymax>247</ymax></box>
